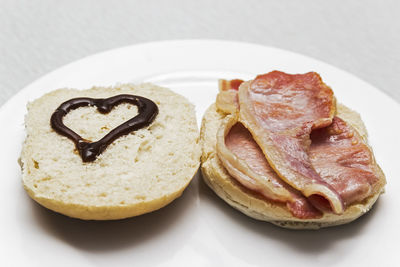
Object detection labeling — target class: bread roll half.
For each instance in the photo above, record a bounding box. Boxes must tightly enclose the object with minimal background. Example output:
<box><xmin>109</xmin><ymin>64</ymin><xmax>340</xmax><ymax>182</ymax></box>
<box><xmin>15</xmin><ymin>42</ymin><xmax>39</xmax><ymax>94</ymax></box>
<box><xmin>200</xmin><ymin>103</ymin><xmax>386</xmax><ymax>229</ymax></box>
<box><xmin>20</xmin><ymin>83</ymin><xmax>200</xmax><ymax>220</ymax></box>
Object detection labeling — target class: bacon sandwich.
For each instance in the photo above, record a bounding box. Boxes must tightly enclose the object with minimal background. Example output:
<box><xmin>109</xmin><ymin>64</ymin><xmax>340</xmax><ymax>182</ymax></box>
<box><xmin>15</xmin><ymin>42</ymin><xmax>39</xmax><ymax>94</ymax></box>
<box><xmin>200</xmin><ymin>71</ymin><xmax>386</xmax><ymax>229</ymax></box>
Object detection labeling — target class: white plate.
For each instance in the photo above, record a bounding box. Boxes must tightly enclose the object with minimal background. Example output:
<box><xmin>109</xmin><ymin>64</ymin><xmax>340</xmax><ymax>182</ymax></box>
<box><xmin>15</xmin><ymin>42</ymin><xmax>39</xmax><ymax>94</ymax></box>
<box><xmin>1</xmin><ymin>40</ymin><xmax>399</xmax><ymax>267</ymax></box>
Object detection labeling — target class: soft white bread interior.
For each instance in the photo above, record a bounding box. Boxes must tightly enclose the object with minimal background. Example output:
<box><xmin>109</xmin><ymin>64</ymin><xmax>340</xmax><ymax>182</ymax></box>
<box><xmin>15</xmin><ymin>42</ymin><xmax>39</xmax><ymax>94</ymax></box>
<box><xmin>200</xmin><ymin>103</ymin><xmax>386</xmax><ymax>229</ymax></box>
<box><xmin>20</xmin><ymin>83</ymin><xmax>201</xmax><ymax>220</ymax></box>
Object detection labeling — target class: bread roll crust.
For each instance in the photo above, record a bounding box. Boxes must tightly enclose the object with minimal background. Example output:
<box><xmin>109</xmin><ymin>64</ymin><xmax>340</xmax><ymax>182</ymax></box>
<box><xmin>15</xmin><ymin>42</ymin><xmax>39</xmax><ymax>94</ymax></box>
<box><xmin>20</xmin><ymin>83</ymin><xmax>201</xmax><ymax>220</ymax></box>
<box><xmin>200</xmin><ymin>104</ymin><xmax>386</xmax><ymax>229</ymax></box>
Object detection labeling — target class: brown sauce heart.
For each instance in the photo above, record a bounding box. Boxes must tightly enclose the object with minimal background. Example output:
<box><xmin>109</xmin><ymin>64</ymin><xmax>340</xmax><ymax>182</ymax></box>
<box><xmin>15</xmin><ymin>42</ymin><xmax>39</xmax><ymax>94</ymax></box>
<box><xmin>50</xmin><ymin>94</ymin><xmax>158</xmax><ymax>162</ymax></box>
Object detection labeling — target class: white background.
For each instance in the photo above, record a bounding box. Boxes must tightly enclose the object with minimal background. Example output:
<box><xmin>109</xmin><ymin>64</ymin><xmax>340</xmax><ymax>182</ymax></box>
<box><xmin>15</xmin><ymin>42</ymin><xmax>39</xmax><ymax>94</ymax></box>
<box><xmin>1</xmin><ymin>0</ymin><xmax>399</xmax><ymax>105</ymax></box>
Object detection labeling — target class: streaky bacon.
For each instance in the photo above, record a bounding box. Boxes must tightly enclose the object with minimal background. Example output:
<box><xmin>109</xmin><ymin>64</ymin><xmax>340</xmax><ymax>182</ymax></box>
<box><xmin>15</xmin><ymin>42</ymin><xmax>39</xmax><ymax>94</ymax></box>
<box><xmin>216</xmin><ymin>79</ymin><xmax>244</xmax><ymax>114</ymax></box>
<box><xmin>310</xmin><ymin>116</ymin><xmax>383</xmax><ymax>208</ymax></box>
<box><xmin>219</xmin><ymin>79</ymin><xmax>244</xmax><ymax>91</ymax></box>
<box><xmin>217</xmin><ymin>115</ymin><xmax>321</xmax><ymax>219</ymax></box>
<box><xmin>238</xmin><ymin>71</ymin><xmax>344</xmax><ymax>214</ymax></box>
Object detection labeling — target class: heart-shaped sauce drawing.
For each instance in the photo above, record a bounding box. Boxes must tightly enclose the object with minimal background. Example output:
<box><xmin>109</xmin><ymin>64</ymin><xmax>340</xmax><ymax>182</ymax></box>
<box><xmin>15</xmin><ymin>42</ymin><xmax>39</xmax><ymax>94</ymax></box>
<box><xmin>50</xmin><ymin>94</ymin><xmax>158</xmax><ymax>162</ymax></box>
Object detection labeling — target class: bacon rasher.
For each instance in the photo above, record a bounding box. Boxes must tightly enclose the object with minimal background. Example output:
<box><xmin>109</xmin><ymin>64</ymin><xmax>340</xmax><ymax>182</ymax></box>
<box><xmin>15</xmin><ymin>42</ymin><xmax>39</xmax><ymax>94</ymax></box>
<box><xmin>238</xmin><ymin>71</ymin><xmax>344</xmax><ymax>214</ymax></box>
<box><xmin>310</xmin><ymin>116</ymin><xmax>383</xmax><ymax>208</ymax></box>
<box><xmin>217</xmin><ymin>115</ymin><xmax>322</xmax><ymax>219</ymax></box>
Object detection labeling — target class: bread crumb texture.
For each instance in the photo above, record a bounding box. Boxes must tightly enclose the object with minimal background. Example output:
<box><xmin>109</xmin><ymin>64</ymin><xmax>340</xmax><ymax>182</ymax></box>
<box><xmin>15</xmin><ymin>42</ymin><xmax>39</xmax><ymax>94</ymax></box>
<box><xmin>20</xmin><ymin>83</ymin><xmax>201</xmax><ymax>220</ymax></box>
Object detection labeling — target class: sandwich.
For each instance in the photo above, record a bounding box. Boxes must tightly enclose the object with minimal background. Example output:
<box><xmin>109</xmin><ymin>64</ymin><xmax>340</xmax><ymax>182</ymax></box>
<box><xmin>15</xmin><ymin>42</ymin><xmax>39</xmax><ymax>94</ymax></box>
<box><xmin>200</xmin><ymin>71</ymin><xmax>386</xmax><ymax>229</ymax></box>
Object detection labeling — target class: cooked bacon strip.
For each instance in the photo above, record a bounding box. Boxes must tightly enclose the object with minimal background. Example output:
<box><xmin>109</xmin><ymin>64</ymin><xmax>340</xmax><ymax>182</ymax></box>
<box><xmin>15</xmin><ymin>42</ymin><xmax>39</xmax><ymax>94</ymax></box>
<box><xmin>219</xmin><ymin>79</ymin><xmax>244</xmax><ymax>91</ymax></box>
<box><xmin>216</xmin><ymin>79</ymin><xmax>244</xmax><ymax>114</ymax></box>
<box><xmin>217</xmin><ymin>115</ymin><xmax>321</xmax><ymax>219</ymax></box>
<box><xmin>238</xmin><ymin>71</ymin><xmax>344</xmax><ymax>214</ymax></box>
<box><xmin>310</xmin><ymin>117</ymin><xmax>383</xmax><ymax>208</ymax></box>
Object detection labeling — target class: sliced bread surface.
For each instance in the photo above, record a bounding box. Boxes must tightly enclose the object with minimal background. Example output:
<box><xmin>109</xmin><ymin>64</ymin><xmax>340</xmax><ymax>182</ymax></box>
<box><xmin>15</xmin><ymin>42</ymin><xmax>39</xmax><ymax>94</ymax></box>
<box><xmin>20</xmin><ymin>83</ymin><xmax>201</xmax><ymax>220</ymax></box>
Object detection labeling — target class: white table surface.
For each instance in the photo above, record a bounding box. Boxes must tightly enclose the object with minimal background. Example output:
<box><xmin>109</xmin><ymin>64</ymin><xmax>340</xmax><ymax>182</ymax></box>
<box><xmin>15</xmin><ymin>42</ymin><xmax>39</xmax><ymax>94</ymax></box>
<box><xmin>1</xmin><ymin>0</ymin><xmax>399</xmax><ymax>106</ymax></box>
